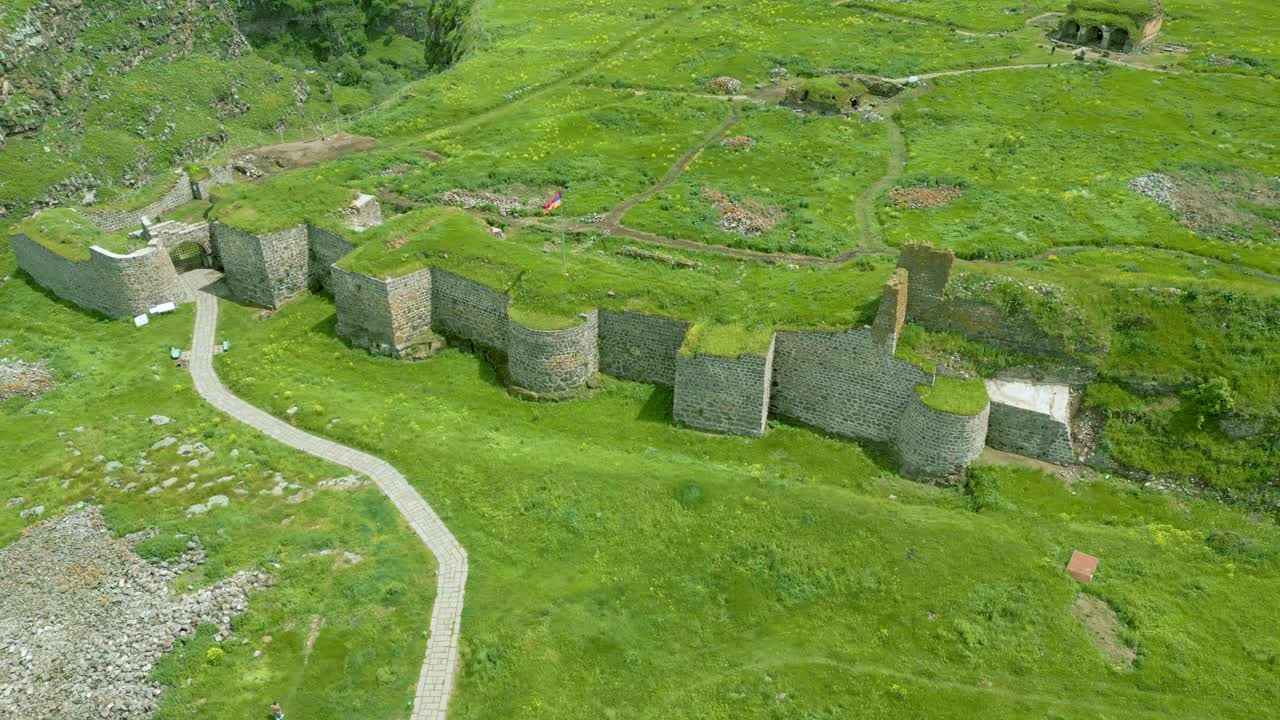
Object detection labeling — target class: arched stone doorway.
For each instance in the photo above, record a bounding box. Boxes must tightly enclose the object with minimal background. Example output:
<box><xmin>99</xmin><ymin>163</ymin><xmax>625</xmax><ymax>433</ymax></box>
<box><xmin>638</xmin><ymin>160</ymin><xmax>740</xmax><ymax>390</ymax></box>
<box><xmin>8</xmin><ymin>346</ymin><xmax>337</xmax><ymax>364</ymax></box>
<box><xmin>1108</xmin><ymin>27</ymin><xmax>1130</xmax><ymax>52</ymax></box>
<box><xmin>1083</xmin><ymin>25</ymin><xmax>1105</xmax><ymax>47</ymax></box>
<box><xmin>170</xmin><ymin>241</ymin><xmax>208</xmax><ymax>273</ymax></box>
<box><xmin>1060</xmin><ymin>20</ymin><xmax>1081</xmax><ymax>42</ymax></box>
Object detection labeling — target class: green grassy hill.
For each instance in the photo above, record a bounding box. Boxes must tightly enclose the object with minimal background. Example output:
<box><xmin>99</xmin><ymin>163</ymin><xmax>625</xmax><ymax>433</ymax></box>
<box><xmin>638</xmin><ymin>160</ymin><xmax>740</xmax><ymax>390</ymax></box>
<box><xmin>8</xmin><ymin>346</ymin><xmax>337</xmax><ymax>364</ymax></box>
<box><xmin>2</xmin><ymin>0</ymin><xmax>1280</xmax><ymax>717</ymax></box>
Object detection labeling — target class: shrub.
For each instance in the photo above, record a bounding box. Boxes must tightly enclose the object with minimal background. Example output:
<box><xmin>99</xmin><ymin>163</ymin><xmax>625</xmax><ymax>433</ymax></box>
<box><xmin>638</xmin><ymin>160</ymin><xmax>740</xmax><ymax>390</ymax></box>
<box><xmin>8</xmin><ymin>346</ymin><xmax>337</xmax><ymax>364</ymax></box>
<box><xmin>1185</xmin><ymin>376</ymin><xmax>1234</xmax><ymax>427</ymax></box>
<box><xmin>205</xmin><ymin>647</ymin><xmax>225</xmax><ymax>665</ymax></box>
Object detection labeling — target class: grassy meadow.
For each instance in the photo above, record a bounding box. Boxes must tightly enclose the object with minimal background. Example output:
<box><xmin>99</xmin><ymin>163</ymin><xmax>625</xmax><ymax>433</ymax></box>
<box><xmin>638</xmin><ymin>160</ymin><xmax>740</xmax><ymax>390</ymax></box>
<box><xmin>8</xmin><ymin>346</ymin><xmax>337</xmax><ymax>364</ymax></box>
<box><xmin>3</xmin><ymin>0</ymin><xmax>1280</xmax><ymax>716</ymax></box>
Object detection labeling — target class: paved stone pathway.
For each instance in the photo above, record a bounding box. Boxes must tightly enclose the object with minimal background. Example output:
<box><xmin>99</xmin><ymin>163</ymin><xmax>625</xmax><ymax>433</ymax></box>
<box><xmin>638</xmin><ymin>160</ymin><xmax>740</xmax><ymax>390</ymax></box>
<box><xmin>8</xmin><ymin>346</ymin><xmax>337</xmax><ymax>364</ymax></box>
<box><xmin>181</xmin><ymin>270</ymin><xmax>466</xmax><ymax>718</ymax></box>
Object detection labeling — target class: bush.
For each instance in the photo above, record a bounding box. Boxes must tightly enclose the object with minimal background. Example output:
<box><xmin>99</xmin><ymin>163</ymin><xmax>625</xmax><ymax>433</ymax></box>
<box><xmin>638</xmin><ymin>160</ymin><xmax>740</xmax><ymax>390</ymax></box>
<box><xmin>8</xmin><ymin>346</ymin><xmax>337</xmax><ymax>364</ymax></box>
<box><xmin>1186</xmin><ymin>376</ymin><xmax>1234</xmax><ymax>427</ymax></box>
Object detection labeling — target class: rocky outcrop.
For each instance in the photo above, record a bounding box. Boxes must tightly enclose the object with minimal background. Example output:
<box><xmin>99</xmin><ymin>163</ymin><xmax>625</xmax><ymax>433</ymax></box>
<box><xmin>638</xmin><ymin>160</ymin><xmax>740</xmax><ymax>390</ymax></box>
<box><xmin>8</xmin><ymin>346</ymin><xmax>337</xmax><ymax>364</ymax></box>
<box><xmin>0</xmin><ymin>0</ymin><xmax>248</xmax><ymax>140</ymax></box>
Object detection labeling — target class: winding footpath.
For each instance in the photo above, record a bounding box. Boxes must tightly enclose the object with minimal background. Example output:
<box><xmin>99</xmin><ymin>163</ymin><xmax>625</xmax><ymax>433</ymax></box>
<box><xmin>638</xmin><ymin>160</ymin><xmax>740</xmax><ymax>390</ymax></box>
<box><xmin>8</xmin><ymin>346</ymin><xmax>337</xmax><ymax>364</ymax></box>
<box><xmin>181</xmin><ymin>270</ymin><xmax>466</xmax><ymax>719</ymax></box>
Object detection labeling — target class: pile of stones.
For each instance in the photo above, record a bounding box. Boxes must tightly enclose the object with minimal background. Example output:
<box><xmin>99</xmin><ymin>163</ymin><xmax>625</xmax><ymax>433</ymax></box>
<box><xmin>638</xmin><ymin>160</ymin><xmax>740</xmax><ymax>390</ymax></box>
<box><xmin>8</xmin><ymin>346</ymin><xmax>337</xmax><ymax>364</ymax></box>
<box><xmin>438</xmin><ymin>189</ymin><xmax>529</xmax><ymax>215</ymax></box>
<box><xmin>1130</xmin><ymin>172</ymin><xmax>1177</xmax><ymax>211</ymax></box>
<box><xmin>707</xmin><ymin>76</ymin><xmax>743</xmax><ymax>94</ymax></box>
<box><xmin>0</xmin><ymin>507</ymin><xmax>273</xmax><ymax>719</ymax></box>
<box><xmin>0</xmin><ymin>357</ymin><xmax>56</xmax><ymax>400</ymax></box>
<box><xmin>720</xmin><ymin>135</ymin><xmax>756</xmax><ymax>149</ymax></box>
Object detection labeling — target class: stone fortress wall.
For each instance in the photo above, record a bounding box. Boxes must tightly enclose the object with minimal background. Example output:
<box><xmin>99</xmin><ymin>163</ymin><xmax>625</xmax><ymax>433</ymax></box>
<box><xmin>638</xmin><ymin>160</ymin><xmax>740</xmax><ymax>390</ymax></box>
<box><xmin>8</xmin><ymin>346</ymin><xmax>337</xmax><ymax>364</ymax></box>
<box><xmin>10</xmin><ymin>232</ymin><xmax>183</xmax><ymax>319</ymax></box>
<box><xmin>12</xmin><ymin>175</ymin><xmax>1078</xmax><ymax>478</ymax></box>
<box><xmin>327</xmin><ymin>245</ymin><xmax>997</xmax><ymax>475</ymax></box>
<box><xmin>674</xmin><ymin>336</ymin><xmax>776</xmax><ymax>437</ymax></box>
<box><xmin>598</xmin><ymin>310</ymin><xmax>690</xmax><ymax>385</ymax></box>
<box><xmin>331</xmin><ymin>265</ymin><xmax>434</xmax><ymax>357</ymax></box>
<box><xmin>508</xmin><ymin>311</ymin><xmax>600</xmax><ymax>395</ymax></box>
<box><xmin>82</xmin><ymin>172</ymin><xmax>196</xmax><ymax>232</ymax></box>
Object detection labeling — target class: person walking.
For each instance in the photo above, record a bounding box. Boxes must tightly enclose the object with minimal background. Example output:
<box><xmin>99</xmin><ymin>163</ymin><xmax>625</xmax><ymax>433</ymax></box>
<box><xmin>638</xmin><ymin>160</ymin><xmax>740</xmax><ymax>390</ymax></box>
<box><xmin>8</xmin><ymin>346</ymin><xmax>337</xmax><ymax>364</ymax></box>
<box><xmin>271</xmin><ymin>701</ymin><xmax>285</xmax><ymax>720</ymax></box>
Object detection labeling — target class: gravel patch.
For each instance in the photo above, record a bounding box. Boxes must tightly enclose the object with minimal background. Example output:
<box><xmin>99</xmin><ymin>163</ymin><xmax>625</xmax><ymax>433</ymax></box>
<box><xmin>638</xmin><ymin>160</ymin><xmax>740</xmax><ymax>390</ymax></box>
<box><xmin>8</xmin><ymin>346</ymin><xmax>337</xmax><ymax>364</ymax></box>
<box><xmin>0</xmin><ymin>358</ymin><xmax>56</xmax><ymax>401</ymax></box>
<box><xmin>0</xmin><ymin>507</ymin><xmax>272</xmax><ymax>719</ymax></box>
<box><xmin>1130</xmin><ymin>172</ymin><xmax>1177</xmax><ymax>211</ymax></box>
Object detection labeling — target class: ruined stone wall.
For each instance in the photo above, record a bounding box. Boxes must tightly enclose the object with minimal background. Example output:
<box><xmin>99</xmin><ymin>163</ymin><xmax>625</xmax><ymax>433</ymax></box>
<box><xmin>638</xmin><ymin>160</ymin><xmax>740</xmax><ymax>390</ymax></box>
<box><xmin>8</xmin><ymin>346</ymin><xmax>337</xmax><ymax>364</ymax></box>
<box><xmin>871</xmin><ymin>268</ymin><xmax>909</xmax><ymax>353</ymax></box>
<box><xmin>430</xmin><ymin>268</ymin><xmax>510</xmax><ymax>350</ymax></box>
<box><xmin>12</xmin><ymin>234</ymin><xmax>181</xmax><ymax>319</ymax></box>
<box><xmin>192</xmin><ymin>167</ymin><xmax>235</xmax><ymax>200</ymax></box>
<box><xmin>507</xmin><ymin>312</ymin><xmax>599</xmax><ymax>394</ymax></box>
<box><xmin>674</xmin><ymin>337</ymin><xmax>775</xmax><ymax>437</ymax></box>
<box><xmin>986</xmin><ymin>402</ymin><xmax>1075</xmax><ymax>465</ymax></box>
<box><xmin>343</xmin><ymin>194</ymin><xmax>384</xmax><ymax>230</ymax></box>
<box><xmin>598</xmin><ymin>310</ymin><xmax>690</xmax><ymax>385</ymax></box>
<box><xmin>307</xmin><ymin>226</ymin><xmax>356</xmax><ymax>292</ymax></box>
<box><xmin>897</xmin><ymin>242</ymin><xmax>953</xmax><ymax>322</ymax></box>
<box><xmin>82</xmin><ymin>173</ymin><xmax>194</xmax><ymax>232</ymax></box>
<box><xmin>896</xmin><ymin>243</ymin><xmax>1071</xmax><ymax>358</ymax></box>
<box><xmin>895</xmin><ymin>394</ymin><xmax>990</xmax><ymax>480</ymax></box>
<box><xmin>770</xmin><ymin>327</ymin><xmax>931</xmax><ymax>443</ymax></box>
<box><xmin>211</xmin><ymin>223</ymin><xmax>309</xmax><ymax>308</ymax></box>
<box><xmin>331</xmin><ymin>265</ymin><xmax>433</xmax><ymax>356</ymax></box>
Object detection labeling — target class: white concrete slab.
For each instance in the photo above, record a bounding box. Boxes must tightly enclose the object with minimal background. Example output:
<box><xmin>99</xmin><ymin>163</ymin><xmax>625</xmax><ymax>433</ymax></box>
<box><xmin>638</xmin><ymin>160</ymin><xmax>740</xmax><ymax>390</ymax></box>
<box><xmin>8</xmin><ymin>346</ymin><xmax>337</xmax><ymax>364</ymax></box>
<box><xmin>985</xmin><ymin>379</ymin><xmax>1071</xmax><ymax>422</ymax></box>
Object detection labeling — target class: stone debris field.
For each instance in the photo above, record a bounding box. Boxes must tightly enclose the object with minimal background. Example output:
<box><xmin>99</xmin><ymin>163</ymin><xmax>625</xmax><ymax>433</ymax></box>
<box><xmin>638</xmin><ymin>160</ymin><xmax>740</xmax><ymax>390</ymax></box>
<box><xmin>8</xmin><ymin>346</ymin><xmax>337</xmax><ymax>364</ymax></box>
<box><xmin>0</xmin><ymin>507</ymin><xmax>273</xmax><ymax>719</ymax></box>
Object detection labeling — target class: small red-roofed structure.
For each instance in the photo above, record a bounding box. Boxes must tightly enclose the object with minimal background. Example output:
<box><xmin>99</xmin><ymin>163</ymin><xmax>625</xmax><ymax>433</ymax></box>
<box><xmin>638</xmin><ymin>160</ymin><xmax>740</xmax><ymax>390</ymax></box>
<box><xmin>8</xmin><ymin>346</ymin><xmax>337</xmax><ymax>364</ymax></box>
<box><xmin>1067</xmin><ymin>551</ymin><xmax>1099</xmax><ymax>583</ymax></box>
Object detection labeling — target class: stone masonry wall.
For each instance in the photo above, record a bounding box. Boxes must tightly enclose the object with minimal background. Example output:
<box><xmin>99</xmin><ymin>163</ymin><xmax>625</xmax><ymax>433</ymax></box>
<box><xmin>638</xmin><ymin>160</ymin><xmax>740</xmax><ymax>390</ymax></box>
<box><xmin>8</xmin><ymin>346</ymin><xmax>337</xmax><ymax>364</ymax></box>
<box><xmin>211</xmin><ymin>223</ymin><xmax>309</xmax><ymax>308</ymax></box>
<box><xmin>770</xmin><ymin>327</ymin><xmax>931</xmax><ymax>443</ymax></box>
<box><xmin>871</xmin><ymin>268</ymin><xmax>908</xmax><ymax>354</ymax></box>
<box><xmin>331</xmin><ymin>265</ymin><xmax>433</xmax><ymax>356</ymax></box>
<box><xmin>674</xmin><ymin>337</ymin><xmax>775</xmax><ymax>437</ymax></box>
<box><xmin>986</xmin><ymin>401</ymin><xmax>1075</xmax><ymax>466</ymax></box>
<box><xmin>430</xmin><ymin>268</ymin><xmax>510</xmax><ymax>350</ymax></box>
<box><xmin>192</xmin><ymin>167</ymin><xmax>235</xmax><ymax>200</ymax></box>
<box><xmin>507</xmin><ymin>311</ymin><xmax>600</xmax><ymax>394</ymax></box>
<box><xmin>895</xmin><ymin>394</ymin><xmax>990</xmax><ymax>480</ymax></box>
<box><xmin>307</xmin><ymin>226</ymin><xmax>356</xmax><ymax>292</ymax></box>
<box><xmin>598</xmin><ymin>310</ymin><xmax>690</xmax><ymax>385</ymax></box>
<box><xmin>82</xmin><ymin>173</ymin><xmax>195</xmax><ymax>232</ymax></box>
<box><xmin>897</xmin><ymin>241</ymin><xmax>953</xmax><ymax>322</ymax></box>
<box><xmin>12</xmin><ymin>234</ymin><xmax>182</xmax><ymax>319</ymax></box>
<box><xmin>146</xmin><ymin>221</ymin><xmax>214</xmax><ymax>265</ymax></box>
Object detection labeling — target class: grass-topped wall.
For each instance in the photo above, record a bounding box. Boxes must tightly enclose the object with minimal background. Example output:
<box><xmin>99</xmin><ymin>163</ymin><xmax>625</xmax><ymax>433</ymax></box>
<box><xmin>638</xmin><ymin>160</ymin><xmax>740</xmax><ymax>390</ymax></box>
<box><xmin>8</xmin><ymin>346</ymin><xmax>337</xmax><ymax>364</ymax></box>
<box><xmin>14</xmin><ymin>209</ymin><xmax>135</xmax><ymax>260</ymax></box>
<box><xmin>210</xmin><ymin>175</ymin><xmax>358</xmax><ymax>235</ymax></box>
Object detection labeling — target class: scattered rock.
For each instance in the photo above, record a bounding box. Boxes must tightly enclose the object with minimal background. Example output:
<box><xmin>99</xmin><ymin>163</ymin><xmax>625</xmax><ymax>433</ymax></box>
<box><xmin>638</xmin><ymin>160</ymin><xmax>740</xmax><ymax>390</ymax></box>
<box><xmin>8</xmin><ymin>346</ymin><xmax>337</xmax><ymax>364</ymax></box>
<box><xmin>149</xmin><ymin>415</ymin><xmax>172</xmax><ymax>426</ymax></box>
<box><xmin>0</xmin><ymin>508</ymin><xmax>272</xmax><ymax>719</ymax></box>
<box><xmin>18</xmin><ymin>505</ymin><xmax>44</xmax><ymax>519</ymax></box>
<box><xmin>1130</xmin><ymin>173</ymin><xmax>1177</xmax><ymax>211</ymax></box>
<box><xmin>316</xmin><ymin>475</ymin><xmax>370</xmax><ymax>491</ymax></box>
<box><xmin>702</xmin><ymin>186</ymin><xmax>781</xmax><ymax>236</ymax></box>
<box><xmin>151</xmin><ymin>436</ymin><xmax>177</xmax><ymax>450</ymax></box>
<box><xmin>438</xmin><ymin>189</ymin><xmax>530</xmax><ymax>216</ymax></box>
<box><xmin>708</xmin><ymin>76</ymin><xmax>743</xmax><ymax>94</ymax></box>
<box><xmin>0</xmin><ymin>359</ymin><xmax>56</xmax><ymax>401</ymax></box>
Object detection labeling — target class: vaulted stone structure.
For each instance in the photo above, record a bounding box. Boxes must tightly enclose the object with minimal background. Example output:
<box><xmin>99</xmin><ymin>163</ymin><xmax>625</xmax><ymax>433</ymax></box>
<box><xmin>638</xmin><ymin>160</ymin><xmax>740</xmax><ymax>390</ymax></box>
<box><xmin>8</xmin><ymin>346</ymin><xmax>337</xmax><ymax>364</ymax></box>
<box><xmin>1056</xmin><ymin>0</ymin><xmax>1163</xmax><ymax>54</ymax></box>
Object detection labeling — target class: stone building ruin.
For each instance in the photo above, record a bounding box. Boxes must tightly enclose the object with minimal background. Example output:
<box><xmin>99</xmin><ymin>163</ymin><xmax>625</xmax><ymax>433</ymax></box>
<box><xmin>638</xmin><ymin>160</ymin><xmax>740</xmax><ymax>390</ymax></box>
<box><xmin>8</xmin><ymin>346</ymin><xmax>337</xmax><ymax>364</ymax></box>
<box><xmin>1056</xmin><ymin>0</ymin><xmax>1164</xmax><ymax>54</ymax></box>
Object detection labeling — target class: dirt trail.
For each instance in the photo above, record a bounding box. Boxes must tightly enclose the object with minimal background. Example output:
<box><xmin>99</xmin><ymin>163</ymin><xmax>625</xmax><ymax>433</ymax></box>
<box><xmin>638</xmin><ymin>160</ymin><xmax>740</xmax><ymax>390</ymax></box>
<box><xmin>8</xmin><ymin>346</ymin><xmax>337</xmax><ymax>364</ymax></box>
<box><xmin>604</xmin><ymin>103</ymin><xmax>741</xmax><ymax>227</ymax></box>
